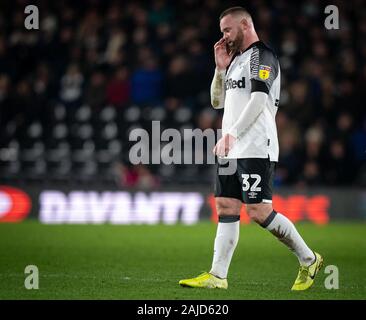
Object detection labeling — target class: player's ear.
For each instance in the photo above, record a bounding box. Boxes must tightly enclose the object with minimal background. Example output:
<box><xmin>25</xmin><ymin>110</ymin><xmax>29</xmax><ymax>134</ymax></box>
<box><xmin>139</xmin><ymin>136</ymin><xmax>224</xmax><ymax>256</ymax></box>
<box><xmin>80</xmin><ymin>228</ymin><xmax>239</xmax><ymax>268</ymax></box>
<box><xmin>241</xmin><ymin>18</ymin><xmax>250</xmax><ymax>30</ymax></box>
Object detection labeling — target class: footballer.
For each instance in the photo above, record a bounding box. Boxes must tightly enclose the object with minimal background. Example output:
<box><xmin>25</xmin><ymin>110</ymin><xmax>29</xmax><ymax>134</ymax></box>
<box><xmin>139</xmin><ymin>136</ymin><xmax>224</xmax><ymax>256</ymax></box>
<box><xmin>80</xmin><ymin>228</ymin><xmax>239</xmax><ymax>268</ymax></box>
<box><xmin>179</xmin><ymin>6</ymin><xmax>323</xmax><ymax>291</ymax></box>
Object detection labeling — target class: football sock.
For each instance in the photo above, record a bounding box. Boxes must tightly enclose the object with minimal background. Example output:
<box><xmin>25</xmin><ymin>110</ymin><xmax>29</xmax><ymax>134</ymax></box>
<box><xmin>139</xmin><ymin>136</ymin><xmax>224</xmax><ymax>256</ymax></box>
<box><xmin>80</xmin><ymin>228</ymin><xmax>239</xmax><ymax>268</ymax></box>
<box><xmin>261</xmin><ymin>210</ymin><xmax>315</xmax><ymax>266</ymax></box>
<box><xmin>210</xmin><ymin>215</ymin><xmax>240</xmax><ymax>279</ymax></box>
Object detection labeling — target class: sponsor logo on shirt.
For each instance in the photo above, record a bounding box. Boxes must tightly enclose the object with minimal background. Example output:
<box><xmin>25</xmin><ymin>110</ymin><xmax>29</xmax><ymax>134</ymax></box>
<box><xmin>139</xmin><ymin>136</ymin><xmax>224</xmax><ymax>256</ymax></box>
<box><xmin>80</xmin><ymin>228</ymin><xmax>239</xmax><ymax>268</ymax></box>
<box><xmin>225</xmin><ymin>77</ymin><xmax>246</xmax><ymax>91</ymax></box>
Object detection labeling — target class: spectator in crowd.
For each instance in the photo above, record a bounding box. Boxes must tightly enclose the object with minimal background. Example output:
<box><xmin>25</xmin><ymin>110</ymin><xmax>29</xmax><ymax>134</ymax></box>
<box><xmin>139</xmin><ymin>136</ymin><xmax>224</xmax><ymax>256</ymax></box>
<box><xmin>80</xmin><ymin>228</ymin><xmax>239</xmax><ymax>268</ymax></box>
<box><xmin>325</xmin><ymin>139</ymin><xmax>353</xmax><ymax>185</ymax></box>
<box><xmin>276</xmin><ymin>111</ymin><xmax>302</xmax><ymax>185</ymax></box>
<box><xmin>106</xmin><ymin>66</ymin><xmax>131</xmax><ymax>108</ymax></box>
<box><xmin>0</xmin><ymin>74</ymin><xmax>13</xmax><ymax>130</ymax></box>
<box><xmin>164</xmin><ymin>55</ymin><xmax>196</xmax><ymax>102</ymax></box>
<box><xmin>84</xmin><ymin>71</ymin><xmax>107</xmax><ymax>110</ymax></box>
<box><xmin>115</xmin><ymin>163</ymin><xmax>160</xmax><ymax>189</ymax></box>
<box><xmin>131</xmin><ymin>53</ymin><xmax>163</xmax><ymax>105</ymax></box>
<box><xmin>59</xmin><ymin>63</ymin><xmax>84</xmax><ymax>108</ymax></box>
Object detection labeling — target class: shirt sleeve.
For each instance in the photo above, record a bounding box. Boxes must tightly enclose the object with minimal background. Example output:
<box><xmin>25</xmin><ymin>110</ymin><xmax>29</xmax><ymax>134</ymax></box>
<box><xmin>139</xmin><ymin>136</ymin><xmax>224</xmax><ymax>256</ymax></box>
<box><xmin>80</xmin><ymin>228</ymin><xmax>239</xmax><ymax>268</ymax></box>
<box><xmin>250</xmin><ymin>46</ymin><xmax>279</xmax><ymax>94</ymax></box>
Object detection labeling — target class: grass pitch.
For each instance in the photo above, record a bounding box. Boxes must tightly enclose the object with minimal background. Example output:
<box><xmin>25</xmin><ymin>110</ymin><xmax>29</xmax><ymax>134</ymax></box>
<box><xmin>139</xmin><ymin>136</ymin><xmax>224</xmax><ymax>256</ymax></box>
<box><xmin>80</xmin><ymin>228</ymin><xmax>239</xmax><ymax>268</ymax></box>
<box><xmin>0</xmin><ymin>221</ymin><xmax>365</xmax><ymax>300</ymax></box>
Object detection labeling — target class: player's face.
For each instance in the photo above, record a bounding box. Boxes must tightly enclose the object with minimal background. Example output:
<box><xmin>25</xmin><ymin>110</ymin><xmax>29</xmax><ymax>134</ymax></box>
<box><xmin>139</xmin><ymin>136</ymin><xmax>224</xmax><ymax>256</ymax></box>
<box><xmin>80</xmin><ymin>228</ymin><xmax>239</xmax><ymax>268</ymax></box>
<box><xmin>220</xmin><ymin>15</ymin><xmax>244</xmax><ymax>53</ymax></box>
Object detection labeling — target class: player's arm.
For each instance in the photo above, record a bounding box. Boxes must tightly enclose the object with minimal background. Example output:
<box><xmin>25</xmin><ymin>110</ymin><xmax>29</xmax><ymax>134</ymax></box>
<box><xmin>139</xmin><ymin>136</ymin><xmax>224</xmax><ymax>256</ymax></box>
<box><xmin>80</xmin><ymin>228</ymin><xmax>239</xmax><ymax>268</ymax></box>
<box><xmin>210</xmin><ymin>68</ymin><xmax>226</xmax><ymax>109</ymax></box>
<box><xmin>210</xmin><ymin>38</ymin><xmax>233</xmax><ymax>109</ymax></box>
<box><xmin>228</xmin><ymin>91</ymin><xmax>267</xmax><ymax>138</ymax></box>
<box><xmin>214</xmin><ymin>90</ymin><xmax>268</xmax><ymax>157</ymax></box>
<box><xmin>228</xmin><ymin>48</ymin><xmax>279</xmax><ymax>139</ymax></box>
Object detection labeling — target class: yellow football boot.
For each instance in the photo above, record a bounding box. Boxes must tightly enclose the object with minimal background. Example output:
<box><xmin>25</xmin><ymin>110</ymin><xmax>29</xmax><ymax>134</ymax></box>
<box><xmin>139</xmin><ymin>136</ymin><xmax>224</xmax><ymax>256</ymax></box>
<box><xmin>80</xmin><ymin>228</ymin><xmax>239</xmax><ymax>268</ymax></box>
<box><xmin>179</xmin><ymin>272</ymin><xmax>228</xmax><ymax>289</ymax></box>
<box><xmin>291</xmin><ymin>252</ymin><xmax>324</xmax><ymax>291</ymax></box>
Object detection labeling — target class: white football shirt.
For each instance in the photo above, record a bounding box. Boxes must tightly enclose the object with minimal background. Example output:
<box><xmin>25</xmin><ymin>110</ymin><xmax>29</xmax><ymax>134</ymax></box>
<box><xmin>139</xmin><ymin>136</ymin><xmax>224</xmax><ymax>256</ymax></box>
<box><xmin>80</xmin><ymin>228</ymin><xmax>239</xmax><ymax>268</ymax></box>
<box><xmin>221</xmin><ymin>41</ymin><xmax>281</xmax><ymax>161</ymax></box>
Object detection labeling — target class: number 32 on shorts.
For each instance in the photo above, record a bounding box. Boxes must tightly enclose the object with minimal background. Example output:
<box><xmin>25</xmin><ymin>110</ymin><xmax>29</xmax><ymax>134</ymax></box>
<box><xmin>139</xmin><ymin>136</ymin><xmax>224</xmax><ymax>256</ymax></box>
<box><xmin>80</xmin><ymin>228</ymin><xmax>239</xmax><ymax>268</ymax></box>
<box><xmin>241</xmin><ymin>174</ymin><xmax>262</xmax><ymax>192</ymax></box>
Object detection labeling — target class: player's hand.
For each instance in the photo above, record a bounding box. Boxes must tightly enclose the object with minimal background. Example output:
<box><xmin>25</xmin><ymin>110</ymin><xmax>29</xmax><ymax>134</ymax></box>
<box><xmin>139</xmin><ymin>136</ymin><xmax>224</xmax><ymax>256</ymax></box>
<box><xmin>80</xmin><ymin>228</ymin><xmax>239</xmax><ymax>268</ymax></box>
<box><xmin>213</xmin><ymin>133</ymin><xmax>236</xmax><ymax>157</ymax></box>
<box><xmin>214</xmin><ymin>38</ymin><xmax>234</xmax><ymax>71</ymax></box>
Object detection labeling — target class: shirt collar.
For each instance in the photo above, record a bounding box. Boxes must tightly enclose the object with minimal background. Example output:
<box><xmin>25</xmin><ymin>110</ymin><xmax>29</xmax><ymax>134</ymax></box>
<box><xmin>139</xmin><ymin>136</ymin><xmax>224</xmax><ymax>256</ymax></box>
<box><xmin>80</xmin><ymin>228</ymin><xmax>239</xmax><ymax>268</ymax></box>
<box><xmin>240</xmin><ymin>40</ymin><xmax>262</xmax><ymax>54</ymax></box>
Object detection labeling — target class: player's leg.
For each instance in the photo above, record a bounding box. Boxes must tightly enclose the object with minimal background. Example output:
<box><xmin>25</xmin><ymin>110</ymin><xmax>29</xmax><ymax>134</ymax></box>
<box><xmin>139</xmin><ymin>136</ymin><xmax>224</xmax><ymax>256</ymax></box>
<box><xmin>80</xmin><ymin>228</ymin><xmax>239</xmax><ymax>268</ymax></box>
<box><xmin>178</xmin><ymin>197</ymin><xmax>240</xmax><ymax>289</ymax></box>
<box><xmin>246</xmin><ymin>203</ymin><xmax>316</xmax><ymax>266</ymax></box>
<box><xmin>179</xmin><ymin>160</ymin><xmax>242</xmax><ymax>289</ymax></box>
<box><xmin>239</xmin><ymin>158</ymin><xmax>323</xmax><ymax>290</ymax></box>
<box><xmin>209</xmin><ymin>197</ymin><xmax>241</xmax><ymax>279</ymax></box>
<box><xmin>246</xmin><ymin>203</ymin><xmax>323</xmax><ymax>290</ymax></box>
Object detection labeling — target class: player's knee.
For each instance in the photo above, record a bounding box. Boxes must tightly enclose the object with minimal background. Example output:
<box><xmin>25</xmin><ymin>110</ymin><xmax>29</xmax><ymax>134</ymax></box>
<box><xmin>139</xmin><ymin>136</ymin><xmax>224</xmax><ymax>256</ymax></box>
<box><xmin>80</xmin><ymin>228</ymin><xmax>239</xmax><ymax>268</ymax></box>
<box><xmin>216</xmin><ymin>198</ymin><xmax>241</xmax><ymax>216</ymax></box>
<box><xmin>246</xmin><ymin>203</ymin><xmax>273</xmax><ymax>224</ymax></box>
<box><xmin>246</xmin><ymin>206</ymin><xmax>262</xmax><ymax>223</ymax></box>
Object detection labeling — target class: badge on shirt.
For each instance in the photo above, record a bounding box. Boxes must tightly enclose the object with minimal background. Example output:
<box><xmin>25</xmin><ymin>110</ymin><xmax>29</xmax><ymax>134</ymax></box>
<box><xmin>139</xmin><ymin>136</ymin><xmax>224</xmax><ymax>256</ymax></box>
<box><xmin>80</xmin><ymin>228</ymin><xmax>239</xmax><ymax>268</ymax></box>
<box><xmin>258</xmin><ymin>65</ymin><xmax>271</xmax><ymax>80</ymax></box>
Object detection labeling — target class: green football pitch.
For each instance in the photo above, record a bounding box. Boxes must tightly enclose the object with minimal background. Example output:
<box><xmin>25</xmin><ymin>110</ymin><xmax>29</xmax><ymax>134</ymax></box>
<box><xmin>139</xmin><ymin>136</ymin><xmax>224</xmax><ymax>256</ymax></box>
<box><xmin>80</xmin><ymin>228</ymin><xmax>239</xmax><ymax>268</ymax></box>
<box><xmin>0</xmin><ymin>221</ymin><xmax>365</xmax><ymax>300</ymax></box>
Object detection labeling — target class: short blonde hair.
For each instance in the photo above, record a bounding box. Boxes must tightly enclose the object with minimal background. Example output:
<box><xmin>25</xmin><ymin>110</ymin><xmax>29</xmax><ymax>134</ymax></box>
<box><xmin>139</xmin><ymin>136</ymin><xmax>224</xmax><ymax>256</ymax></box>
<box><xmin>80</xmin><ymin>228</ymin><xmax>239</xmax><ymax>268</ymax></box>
<box><xmin>219</xmin><ymin>6</ymin><xmax>251</xmax><ymax>21</ymax></box>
